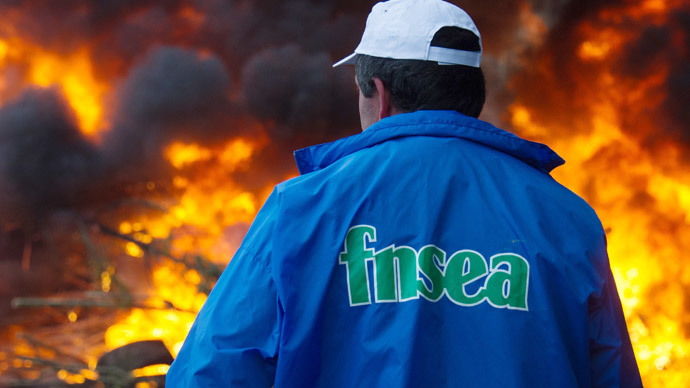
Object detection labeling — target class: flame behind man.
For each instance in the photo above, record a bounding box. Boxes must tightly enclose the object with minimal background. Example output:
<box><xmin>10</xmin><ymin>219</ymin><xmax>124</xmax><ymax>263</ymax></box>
<box><xmin>167</xmin><ymin>1</ymin><xmax>642</xmax><ymax>386</ymax></box>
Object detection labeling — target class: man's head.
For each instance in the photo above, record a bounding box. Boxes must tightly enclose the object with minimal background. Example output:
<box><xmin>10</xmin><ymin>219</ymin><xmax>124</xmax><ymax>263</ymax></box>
<box><xmin>334</xmin><ymin>0</ymin><xmax>486</xmax><ymax>130</ymax></box>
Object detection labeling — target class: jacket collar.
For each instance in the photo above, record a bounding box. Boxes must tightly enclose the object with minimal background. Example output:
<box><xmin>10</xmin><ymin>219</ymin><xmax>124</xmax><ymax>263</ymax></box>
<box><xmin>294</xmin><ymin>110</ymin><xmax>564</xmax><ymax>175</ymax></box>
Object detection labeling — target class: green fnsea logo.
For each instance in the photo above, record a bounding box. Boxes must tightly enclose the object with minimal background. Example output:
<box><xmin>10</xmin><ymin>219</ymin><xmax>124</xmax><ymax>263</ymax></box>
<box><xmin>339</xmin><ymin>225</ymin><xmax>530</xmax><ymax>310</ymax></box>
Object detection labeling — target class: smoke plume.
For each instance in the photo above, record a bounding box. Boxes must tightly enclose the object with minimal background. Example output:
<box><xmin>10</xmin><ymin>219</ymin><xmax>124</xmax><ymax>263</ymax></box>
<box><xmin>0</xmin><ymin>88</ymin><xmax>99</xmax><ymax>222</ymax></box>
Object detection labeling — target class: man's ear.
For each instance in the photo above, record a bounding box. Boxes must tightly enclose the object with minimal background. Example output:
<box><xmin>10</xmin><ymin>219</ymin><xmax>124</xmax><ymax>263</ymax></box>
<box><xmin>372</xmin><ymin>77</ymin><xmax>392</xmax><ymax>120</ymax></box>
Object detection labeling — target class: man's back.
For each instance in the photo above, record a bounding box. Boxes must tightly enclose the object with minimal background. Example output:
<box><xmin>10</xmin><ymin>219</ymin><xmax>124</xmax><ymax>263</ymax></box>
<box><xmin>168</xmin><ymin>110</ymin><xmax>640</xmax><ymax>387</ymax></box>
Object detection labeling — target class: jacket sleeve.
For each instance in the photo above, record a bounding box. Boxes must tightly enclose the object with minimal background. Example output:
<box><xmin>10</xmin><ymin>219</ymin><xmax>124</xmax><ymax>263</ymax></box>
<box><xmin>588</xmin><ymin>262</ymin><xmax>643</xmax><ymax>388</ymax></box>
<box><xmin>166</xmin><ymin>190</ymin><xmax>283</xmax><ymax>388</ymax></box>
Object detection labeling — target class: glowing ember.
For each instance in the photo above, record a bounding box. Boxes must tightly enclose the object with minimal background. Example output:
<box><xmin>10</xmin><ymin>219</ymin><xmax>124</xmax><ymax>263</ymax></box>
<box><xmin>578</xmin><ymin>39</ymin><xmax>612</xmax><ymax>60</ymax></box>
<box><xmin>132</xmin><ymin>364</ymin><xmax>170</xmax><ymax>378</ymax></box>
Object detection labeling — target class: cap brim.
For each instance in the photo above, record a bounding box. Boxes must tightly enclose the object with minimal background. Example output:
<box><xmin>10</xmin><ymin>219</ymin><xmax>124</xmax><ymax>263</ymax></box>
<box><xmin>332</xmin><ymin>52</ymin><xmax>357</xmax><ymax>68</ymax></box>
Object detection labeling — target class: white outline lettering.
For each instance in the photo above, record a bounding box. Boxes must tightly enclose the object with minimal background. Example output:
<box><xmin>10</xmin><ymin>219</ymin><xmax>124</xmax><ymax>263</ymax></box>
<box><xmin>337</xmin><ymin>224</ymin><xmax>530</xmax><ymax>311</ymax></box>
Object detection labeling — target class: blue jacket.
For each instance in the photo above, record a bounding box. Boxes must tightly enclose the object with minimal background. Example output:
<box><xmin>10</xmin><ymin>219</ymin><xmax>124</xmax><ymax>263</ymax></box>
<box><xmin>166</xmin><ymin>110</ymin><xmax>642</xmax><ymax>387</ymax></box>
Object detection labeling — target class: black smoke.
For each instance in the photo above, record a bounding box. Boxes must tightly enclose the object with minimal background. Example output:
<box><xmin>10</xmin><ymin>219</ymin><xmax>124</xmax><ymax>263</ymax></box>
<box><xmin>0</xmin><ymin>89</ymin><xmax>99</xmax><ymax>318</ymax></box>
<box><xmin>0</xmin><ymin>88</ymin><xmax>100</xmax><ymax>222</ymax></box>
<box><xmin>104</xmin><ymin>46</ymin><xmax>237</xmax><ymax>173</ymax></box>
<box><xmin>618</xmin><ymin>25</ymin><xmax>671</xmax><ymax>78</ymax></box>
<box><xmin>509</xmin><ymin>0</ymin><xmax>690</xmax><ymax>152</ymax></box>
<box><xmin>241</xmin><ymin>44</ymin><xmax>357</xmax><ymax>144</ymax></box>
<box><xmin>660</xmin><ymin>10</ymin><xmax>690</xmax><ymax>145</ymax></box>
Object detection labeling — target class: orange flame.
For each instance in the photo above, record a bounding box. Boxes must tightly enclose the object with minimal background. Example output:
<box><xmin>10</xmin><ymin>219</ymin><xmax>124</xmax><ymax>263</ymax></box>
<box><xmin>512</xmin><ymin>108</ymin><xmax>690</xmax><ymax>384</ymax></box>
<box><xmin>0</xmin><ymin>38</ymin><xmax>107</xmax><ymax>135</ymax></box>
<box><xmin>505</xmin><ymin>0</ymin><xmax>690</xmax><ymax>384</ymax></box>
<box><xmin>509</xmin><ymin>4</ymin><xmax>690</xmax><ymax>382</ymax></box>
<box><xmin>0</xmin><ymin>2</ymin><xmax>685</xmax><ymax>387</ymax></box>
<box><xmin>28</xmin><ymin>49</ymin><xmax>106</xmax><ymax>135</ymax></box>
<box><xmin>106</xmin><ymin>135</ymin><xmax>277</xmax><ymax>357</ymax></box>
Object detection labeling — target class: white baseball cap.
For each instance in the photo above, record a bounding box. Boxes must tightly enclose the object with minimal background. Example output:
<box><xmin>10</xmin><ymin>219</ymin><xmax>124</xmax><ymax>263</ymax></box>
<box><xmin>333</xmin><ymin>0</ymin><xmax>482</xmax><ymax>68</ymax></box>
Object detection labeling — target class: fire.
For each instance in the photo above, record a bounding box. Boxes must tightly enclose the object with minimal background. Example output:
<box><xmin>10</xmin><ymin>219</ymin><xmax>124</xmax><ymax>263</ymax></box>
<box><xmin>578</xmin><ymin>37</ymin><xmax>613</xmax><ymax>60</ymax></box>
<box><xmin>512</xmin><ymin>110</ymin><xmax>690</xmax><ymax>384</ymax></box>
<box><xmin>145</xmin><ymin>137</ymin><xmax>263</xmax><ymax>253</ymax></box>
<box><xmin>642</xmin><ymin>0</ymin><xmax>669</xmax><ymax>13</ymax></box>
<box><xmin>0</xmin><ymin>40</ymin><xmax>8</xmax><ymax>63</ymax></box>
<box><xmin>509</xmin><ymin>1</ymin><xmax>690</xmax><ymax>383</ymax></box>
<box><xmin>104</xmin><ymin>265</ymin><xmax>207</xmax><ymax>357</ymax></box>
<box><xmin>0</xmin><ymin>1</ymin><xmax>686</xmax><ymax>387</ymax></box>
<box><xmin>105</xmin><ymin>135</ymin><xmax>274</xmax><ymax>357</ymax></box>
<box><xmin>28</xmin><ymin>49</ymin><xmax>106</xmax><ymax>135</ymax></box>
<box><xmin>165</xmin><ymin>143</ymin><xmax>213</xmax><ymax>169</ymax></box>
<box><xmin>0</xmin><ymin>38</ymin><xmax>107</xmax><ymax>135</ymax></box>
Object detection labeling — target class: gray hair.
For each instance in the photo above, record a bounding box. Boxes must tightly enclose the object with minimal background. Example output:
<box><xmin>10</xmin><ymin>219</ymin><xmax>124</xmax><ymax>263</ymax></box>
<box><xmin>355</xmin><ymin>27</ymin><xmax>485</xmax><ymax>118</ymax></box>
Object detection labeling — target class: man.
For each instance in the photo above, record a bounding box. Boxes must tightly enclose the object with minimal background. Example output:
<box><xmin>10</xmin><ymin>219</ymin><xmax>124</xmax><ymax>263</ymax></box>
<box><xmin>167</xmin><ymin>0</ymin><xmax>642</xmax><ymax>386</ymax></box>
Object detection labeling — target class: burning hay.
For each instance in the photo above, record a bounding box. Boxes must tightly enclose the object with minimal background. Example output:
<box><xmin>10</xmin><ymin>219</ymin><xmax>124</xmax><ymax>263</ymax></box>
<box><xmin>0</xmin><ymin>0</ymin><xmax>688</xmax><ymax>386</ymax></box>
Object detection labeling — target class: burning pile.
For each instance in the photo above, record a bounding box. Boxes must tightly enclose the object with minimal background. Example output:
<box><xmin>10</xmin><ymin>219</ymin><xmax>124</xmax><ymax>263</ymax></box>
<box><xmin>0</xmin><ymin>0</ymin><xmax>688</xmax><ymax>386</ymax></box>
<box><xmin>508</xmin><ymin>0</ymin><xmax>690</xmax><ymax>384</ymax></box>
